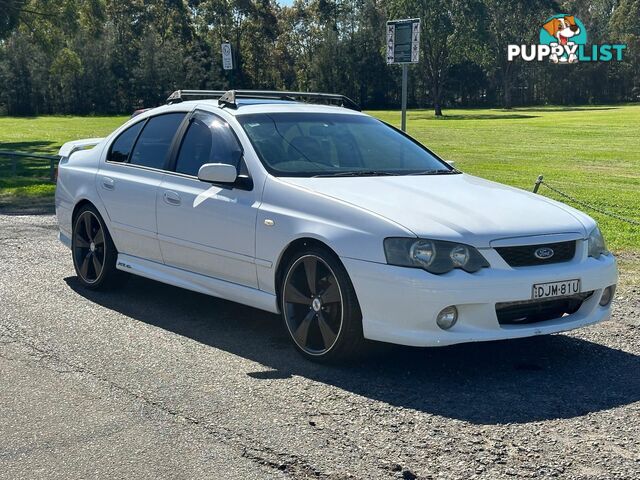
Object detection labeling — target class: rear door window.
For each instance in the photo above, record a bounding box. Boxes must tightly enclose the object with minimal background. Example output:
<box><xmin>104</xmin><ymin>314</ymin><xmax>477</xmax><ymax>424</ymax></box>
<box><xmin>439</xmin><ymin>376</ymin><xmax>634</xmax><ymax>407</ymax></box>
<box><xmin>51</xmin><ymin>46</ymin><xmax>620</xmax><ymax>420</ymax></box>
<box><xmin>108</xmin><ymin>121</ymin><xmax>144</xmax><ymax>162</ymax></box>
<box><xmin>129</xmin><ymin>113</ymin><xmax>186</xmax><ymax>169</ymax></box>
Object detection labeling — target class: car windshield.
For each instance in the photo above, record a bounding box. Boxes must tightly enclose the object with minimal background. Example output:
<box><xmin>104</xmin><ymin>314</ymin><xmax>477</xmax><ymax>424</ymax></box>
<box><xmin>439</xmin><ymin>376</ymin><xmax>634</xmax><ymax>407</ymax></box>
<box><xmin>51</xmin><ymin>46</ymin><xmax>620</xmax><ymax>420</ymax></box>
<box><xmin>236</xmin><ymin>112</ymin><xmax>455</xmax><ymax>177</ymax></box>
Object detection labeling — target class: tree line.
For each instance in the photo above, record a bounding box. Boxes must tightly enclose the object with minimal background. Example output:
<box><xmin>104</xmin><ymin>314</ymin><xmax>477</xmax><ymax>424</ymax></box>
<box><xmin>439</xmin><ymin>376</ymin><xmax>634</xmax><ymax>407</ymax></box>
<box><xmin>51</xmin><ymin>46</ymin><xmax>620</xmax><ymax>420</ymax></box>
<box><xmin>0</xmin><ymin>0</ymin><xmax>638</xmax><ymax>116</ymax></box>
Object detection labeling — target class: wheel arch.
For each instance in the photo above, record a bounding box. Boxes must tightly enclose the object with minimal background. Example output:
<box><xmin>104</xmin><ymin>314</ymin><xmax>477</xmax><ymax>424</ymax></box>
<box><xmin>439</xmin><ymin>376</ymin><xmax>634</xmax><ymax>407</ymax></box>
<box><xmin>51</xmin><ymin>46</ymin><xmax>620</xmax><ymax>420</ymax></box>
<box><xmin>274</xmin><ymin>237</ymin><xmax>342</xmax><ymax>307</ymax></box>
<box><xmin>71</xmin><ymin>199</ymin><xmax>95</xmax><ymax>224</ymax></box>
<box><xmin>71</xmin><ymin>198</ymin><xmax>118</xmax><ymax>251</ymax></box>
<box><xmin>72</xmin><ymin>197</ymin><xmax>112</xmax><ymax>227</ymax></box>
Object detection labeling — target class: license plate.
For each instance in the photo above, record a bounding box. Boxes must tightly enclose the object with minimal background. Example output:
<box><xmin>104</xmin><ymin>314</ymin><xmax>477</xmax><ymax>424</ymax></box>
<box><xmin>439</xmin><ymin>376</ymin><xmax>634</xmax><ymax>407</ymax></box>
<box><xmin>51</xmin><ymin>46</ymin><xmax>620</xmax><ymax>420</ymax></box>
<box><xmin>532</xmin><ymin>279</ymin><xmax>580</xmax><ymax>299</ymax></box>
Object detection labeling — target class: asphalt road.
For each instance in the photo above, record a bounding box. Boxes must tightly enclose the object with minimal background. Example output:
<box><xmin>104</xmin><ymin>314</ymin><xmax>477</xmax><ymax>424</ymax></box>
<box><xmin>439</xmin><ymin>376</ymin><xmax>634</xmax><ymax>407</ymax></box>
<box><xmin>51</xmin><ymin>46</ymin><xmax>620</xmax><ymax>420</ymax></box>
<box><xmin>1</xmin><ymin>214</ymin><xmax>639</xmax><ymax>480</ymax></box>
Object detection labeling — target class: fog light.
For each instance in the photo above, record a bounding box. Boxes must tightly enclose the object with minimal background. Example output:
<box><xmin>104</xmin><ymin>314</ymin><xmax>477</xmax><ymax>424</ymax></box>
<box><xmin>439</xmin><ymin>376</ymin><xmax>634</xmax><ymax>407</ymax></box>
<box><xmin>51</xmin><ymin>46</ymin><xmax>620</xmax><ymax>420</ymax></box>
<box><xmin>599</xmin><ymin>285</ymin><xmax>615</xmax><ymax>306</ymax></box>
<box><xmin>436</xmin><ymin>306</ymin><xmax>458</xmax><ymax>330</ymax></box>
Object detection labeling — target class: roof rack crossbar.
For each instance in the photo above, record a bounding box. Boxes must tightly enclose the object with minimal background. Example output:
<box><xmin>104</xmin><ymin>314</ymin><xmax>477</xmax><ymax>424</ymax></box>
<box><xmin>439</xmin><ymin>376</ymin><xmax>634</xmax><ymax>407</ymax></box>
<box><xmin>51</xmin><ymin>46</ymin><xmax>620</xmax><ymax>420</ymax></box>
<box><xmin>166</xmin><ymin>89</ymin><xmax>361</xmax><ymax>111</ymax></box>
<box><xmin>166</xmin><ymin>90</ymin><xmax>227</xmax><ymax>104</ymax></box>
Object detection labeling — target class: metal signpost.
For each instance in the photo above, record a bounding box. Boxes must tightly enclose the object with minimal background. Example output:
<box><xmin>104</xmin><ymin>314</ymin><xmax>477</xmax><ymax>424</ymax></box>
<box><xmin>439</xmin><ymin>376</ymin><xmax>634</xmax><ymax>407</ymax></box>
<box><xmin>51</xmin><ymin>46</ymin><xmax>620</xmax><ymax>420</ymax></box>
<box><xmin>386</xmin><ymin>18</ymin><xmax>420</xmax><ymax>131</ymax></box>
<box><xmin>222</xmin><ymin>41</ymin><xmax>234</xmax><ymax>70</ymax></box>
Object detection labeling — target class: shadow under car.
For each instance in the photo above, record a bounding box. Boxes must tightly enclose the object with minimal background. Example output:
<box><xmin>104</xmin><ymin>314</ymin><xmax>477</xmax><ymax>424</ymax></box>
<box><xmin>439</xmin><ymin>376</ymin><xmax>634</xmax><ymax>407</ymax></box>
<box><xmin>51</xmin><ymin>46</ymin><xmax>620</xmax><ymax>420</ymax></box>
<box><xmin>65</xmin><ymin>274</ymin><xmax>640</xmax><ymax>425</ymax></box>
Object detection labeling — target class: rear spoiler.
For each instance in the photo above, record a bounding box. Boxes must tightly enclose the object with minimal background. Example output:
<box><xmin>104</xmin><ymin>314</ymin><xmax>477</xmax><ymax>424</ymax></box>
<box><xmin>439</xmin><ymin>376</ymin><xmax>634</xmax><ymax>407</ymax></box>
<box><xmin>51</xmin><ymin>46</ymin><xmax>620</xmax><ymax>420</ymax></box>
<box><xmin>58</xmin><ymin>138</ymin><xmax>104</xmax><ymax>158</ymax></box>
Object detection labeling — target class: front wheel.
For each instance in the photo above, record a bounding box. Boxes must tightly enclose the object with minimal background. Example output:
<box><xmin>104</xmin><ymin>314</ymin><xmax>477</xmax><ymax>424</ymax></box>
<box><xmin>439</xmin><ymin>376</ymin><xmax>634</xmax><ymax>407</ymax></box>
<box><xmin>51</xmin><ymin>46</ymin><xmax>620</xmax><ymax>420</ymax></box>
<box><xmin>280</xmin><ymin>246</ymin><xmax>366</xmax><ymax>362</ymax></box>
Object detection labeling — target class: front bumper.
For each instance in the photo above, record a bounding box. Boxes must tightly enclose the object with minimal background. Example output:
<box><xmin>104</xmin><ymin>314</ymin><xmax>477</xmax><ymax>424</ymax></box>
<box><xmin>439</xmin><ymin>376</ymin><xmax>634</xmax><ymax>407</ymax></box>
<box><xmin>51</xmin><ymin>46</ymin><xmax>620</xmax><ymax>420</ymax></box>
<box><xmin>342</xmin><ymin>247</ymin><xmax>618</xmax><ymax>347</ymax></box>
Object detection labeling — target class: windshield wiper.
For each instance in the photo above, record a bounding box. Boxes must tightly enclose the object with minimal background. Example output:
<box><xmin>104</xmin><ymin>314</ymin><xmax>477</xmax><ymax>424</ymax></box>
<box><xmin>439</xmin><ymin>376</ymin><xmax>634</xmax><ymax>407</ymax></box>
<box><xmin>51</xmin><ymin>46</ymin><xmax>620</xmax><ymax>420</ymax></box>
<box><xmin>410</xmin><ymin>169</ymin><xmax>459</xmax><ymax>175</ymax></box>
<box><xmin>312</xmin><ymin>170</ymin><xmax>401</xmax><ymax>178</ymax></box>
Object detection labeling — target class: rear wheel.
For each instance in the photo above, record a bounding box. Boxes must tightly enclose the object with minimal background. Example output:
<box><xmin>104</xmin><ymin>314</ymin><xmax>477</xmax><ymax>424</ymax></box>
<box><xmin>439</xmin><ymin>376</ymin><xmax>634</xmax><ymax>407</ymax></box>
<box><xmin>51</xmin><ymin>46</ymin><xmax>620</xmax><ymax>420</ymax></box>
<box><xmin>72</xmin><ymin>205</ymin><xmax>122</xmax><ymax>289</ymax></box>
<box><xmin>281</xmin><ymin>247</ymin><xmax>365</xmax><ymax>362</ymax></box>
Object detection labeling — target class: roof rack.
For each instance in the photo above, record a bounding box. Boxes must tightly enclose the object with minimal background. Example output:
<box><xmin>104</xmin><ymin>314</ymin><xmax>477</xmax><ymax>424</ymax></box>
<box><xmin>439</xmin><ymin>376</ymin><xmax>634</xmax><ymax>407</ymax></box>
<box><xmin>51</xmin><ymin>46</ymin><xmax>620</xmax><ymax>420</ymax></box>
<box><xmin>166</xmin><ymin>89</ymin><xmax>361</xmax><ymax>111</ymax></box>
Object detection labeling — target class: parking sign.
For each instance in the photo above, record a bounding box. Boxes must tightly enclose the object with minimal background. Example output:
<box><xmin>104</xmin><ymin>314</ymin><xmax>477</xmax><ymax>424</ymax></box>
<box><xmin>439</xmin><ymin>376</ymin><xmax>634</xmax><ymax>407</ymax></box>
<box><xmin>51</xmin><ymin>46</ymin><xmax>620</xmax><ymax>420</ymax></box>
<box><xmin>386</xmin><ymin>18</ymin><xmax>420</xmax><ymax>64</ymax></box>
<box><xmin>222</xmin><ymin>42</ymin><xmax>234</xmax><ymax>70</ymax></box>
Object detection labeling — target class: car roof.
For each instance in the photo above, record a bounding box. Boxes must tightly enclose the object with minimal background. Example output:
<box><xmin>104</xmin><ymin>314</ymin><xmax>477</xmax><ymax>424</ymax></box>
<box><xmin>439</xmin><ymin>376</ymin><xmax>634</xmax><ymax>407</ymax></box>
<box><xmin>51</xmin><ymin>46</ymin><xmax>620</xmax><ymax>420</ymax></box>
<box><xmin>138</xmin><ymin>99</ymin><xmax>367</xmax><ymax>120</ymax></box>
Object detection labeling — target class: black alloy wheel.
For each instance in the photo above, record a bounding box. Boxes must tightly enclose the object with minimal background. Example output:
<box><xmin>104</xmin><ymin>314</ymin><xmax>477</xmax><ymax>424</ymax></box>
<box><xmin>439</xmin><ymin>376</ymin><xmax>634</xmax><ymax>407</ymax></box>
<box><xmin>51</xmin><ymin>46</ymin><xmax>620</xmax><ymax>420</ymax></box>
<box><xmin>73</xmin><ymin>210</ymin><xmax>106</xmax><ymax>284</ymax></box>
<box><xmin>71</xmin><ymin>205</ymin><xmax>123</xmax><ymax>290</ymax></box>
<box><xmin>281</xmin><ymin>247</ymin><xmax>365</xmax><ymax>361</ymax></box>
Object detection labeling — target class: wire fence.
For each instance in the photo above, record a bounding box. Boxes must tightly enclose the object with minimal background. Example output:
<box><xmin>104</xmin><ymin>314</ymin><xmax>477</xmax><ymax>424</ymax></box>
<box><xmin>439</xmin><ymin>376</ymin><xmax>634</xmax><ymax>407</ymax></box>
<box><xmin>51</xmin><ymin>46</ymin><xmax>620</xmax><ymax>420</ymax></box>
<box><xmin>533</xmin><ymin>175</ymin><xmax>640</xmax><ymax>227</ymax></box>
<box><xmin>0</xmin><ymin>150</ymin><xmax>58</xmax><ymax>181</ymax></box>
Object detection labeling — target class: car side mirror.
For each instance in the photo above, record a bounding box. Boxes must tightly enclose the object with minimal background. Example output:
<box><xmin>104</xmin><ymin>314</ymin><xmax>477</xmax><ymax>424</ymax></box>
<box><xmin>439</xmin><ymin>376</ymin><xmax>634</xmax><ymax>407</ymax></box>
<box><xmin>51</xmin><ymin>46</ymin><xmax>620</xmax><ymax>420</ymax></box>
<box><xmin>446</xmin><ymin>160</ymin><xmax>456</xmax><ymax>167</ymax></box>
<box><xmin>197</xmin><ymin>163</ymin><xmax>238</xmax><ymax>184</ymax></box>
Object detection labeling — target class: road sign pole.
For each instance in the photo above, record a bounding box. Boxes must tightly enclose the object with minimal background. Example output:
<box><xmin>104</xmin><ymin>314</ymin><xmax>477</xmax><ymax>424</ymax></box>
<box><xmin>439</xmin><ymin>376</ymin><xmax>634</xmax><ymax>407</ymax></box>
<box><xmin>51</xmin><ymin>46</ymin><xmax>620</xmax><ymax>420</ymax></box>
<box><xmin>401</xmin><ymin>64</ymin><xmax>408</xmax><ymax>132</ymax></box>
<box><xmin>387</xmin><ymin>18</ymin><xmax>419</xmax><ymax>132</ymax></box>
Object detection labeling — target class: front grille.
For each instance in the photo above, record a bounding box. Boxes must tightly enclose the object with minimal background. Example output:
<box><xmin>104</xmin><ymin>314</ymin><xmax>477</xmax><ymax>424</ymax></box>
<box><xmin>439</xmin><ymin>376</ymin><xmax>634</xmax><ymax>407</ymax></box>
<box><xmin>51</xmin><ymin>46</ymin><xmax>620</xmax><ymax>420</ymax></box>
<box><xmin>496</xmin><ymin>292</ymin><xmax>593</xmax><ymax>325</ymax></box>
<box><xmin>495</xmin><ymin>241</ymin><xmax>576</xmax><ymax>267</ymax></box>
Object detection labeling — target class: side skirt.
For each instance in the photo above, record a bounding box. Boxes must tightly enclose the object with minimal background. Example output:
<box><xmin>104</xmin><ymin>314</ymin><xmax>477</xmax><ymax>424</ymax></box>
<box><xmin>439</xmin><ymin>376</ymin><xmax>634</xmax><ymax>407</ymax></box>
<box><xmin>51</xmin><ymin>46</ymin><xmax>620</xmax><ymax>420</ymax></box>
<box><xmin>59</xmin><ymin>231</ymin><xmax>72</xmax><ymax>249</ymax></box>
<box><xmin>116</xmin><ymin>253</ymin><xmax>279</xmax><ymax>314</ymax></box>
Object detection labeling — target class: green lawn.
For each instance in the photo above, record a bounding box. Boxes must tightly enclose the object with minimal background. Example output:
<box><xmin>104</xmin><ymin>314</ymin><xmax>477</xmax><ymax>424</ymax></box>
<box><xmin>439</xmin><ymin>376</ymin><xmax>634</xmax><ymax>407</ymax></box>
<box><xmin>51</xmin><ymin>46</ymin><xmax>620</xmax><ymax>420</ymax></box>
<box><xmin>371</xmin><ymin>105</ymin><xmax>640</xmax><ymax>254</ymax></box>
<box><xmin>0</xmin><ymin>116</ymin><xmax>128</xmax><ymax>202</ymax></box>
<box><xmin>0</xmin><ymin>107</ymin><xmax>638</xmax><ymax>256</ymax></box>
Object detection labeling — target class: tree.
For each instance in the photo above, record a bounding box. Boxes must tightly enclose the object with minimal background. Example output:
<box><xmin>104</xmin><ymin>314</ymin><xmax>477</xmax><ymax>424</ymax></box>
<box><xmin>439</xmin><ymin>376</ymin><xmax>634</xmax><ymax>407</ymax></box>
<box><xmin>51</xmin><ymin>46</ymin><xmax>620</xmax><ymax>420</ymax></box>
<box><xmin>49</xmin><ymin>47</ymin><xmax>83</xmax><ymax>113</ymax></box>
<box><xmin>611</xmin><ymin>0</ymin><xmax>640</xmax><ymax>100</ymax></box>
<box><xmin>387</xmin><ymin>0</ymin><xmax>484</xmax><ymax>116</ymax></box>
<box><xmin>0</xmin><ymin>0</ymin><xmax>637</xmax><ymax>115</ymax></box>
<box><xmin>0</xmin><ymin>0</ymin><xmax>26</xmax><ymax>39</ymax></box>
<box><xmin>481</xmin><ymin>0</ymin><xmax>558</xmax><ymax>108</ymax></box>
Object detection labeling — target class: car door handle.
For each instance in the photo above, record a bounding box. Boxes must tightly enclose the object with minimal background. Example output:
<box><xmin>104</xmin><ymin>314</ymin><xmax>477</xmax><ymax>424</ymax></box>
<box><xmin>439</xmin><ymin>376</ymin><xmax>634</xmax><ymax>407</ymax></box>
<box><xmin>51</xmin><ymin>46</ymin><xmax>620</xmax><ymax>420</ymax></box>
<box><xmin>101</xmin><ymin>177</ymin><xmax>115</xmax><ymax>190</ymax></box>
<box><xmin>163</xmin><ymin>190</ymin><xmax>181</xmax><ymax>206</ymax></box>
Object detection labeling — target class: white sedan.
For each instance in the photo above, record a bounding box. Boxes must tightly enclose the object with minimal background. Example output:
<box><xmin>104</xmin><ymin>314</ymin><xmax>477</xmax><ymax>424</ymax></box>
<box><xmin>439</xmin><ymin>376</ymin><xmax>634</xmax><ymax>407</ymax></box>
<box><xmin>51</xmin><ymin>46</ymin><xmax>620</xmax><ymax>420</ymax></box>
<box><xmin>55</xmin><ymin>90</ymin><xmax>618</xmax><ymax>361</ymax></box>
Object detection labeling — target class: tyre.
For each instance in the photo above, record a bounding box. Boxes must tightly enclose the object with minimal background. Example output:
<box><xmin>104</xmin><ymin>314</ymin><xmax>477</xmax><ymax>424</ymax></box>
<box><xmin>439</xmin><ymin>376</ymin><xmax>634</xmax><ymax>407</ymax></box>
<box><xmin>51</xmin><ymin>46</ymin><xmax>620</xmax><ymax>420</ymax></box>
<box><xmin>71</xmin><ymin>204</ymin><xmax>123</xmax><ymax>290</ymax></box>
<box><xmin>280</xmin><ymin>246</ymin><xmax>366</xmax><ymax>362</ymax></box>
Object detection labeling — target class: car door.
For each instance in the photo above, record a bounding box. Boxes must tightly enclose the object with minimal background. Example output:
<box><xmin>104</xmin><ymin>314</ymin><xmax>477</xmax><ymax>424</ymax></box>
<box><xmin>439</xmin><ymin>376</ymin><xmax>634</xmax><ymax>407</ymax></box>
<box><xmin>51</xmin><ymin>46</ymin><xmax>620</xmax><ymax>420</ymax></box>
<box><xmin>97</xmin><ymin>112</ymin><xmax>187</xmax><ymax>262</ymax></box>
<box><xmin>156</xmin><ymin>110</ymin><xmax>261</xmax><ymax>288</ymax></box>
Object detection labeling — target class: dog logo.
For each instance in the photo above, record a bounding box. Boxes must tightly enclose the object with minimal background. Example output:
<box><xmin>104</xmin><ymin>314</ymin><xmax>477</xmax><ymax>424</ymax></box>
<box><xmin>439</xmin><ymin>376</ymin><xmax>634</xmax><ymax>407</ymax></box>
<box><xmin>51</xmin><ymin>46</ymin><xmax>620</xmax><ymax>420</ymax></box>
<box><xmin>540</xmin><ymin>15</ymin><xmax>587</xmax><ymax>63</ymax></box>
<box><xmin>508</xmin><ymin>14</ymin><xmax>626</xmax><ymax>63</ymax></box>
<box><xmin>534</xmin><ymin>247</ymin><xmax>555</xmax><ymax>260</ymax></box>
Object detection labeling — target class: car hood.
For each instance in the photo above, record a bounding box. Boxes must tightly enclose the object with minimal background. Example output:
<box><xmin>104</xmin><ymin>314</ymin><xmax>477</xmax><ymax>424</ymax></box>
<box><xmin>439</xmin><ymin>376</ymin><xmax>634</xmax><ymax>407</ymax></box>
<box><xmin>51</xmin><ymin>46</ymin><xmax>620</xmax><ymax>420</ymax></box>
<box><xmin>281</xmin><ymin>174</ymin><xmax>593</xmax><ymax>247</ymax></box>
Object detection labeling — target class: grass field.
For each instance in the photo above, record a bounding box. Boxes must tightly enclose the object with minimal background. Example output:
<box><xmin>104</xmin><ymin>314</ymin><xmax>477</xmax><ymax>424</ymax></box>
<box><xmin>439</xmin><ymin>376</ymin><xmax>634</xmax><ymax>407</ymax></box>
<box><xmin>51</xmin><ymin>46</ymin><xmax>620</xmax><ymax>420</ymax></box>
<box><xmin>374</xmin><ymin>106</ymin><xmax>640</xmax><ymax>253</ymax></box>
<box><xmin>376</xmin><ymin>105</ymin><xmax>640</xmax><ymax>285</ymax></box>
<box><xmin>0</xmin><ymin>116</ymin><xmax>128</xmax><ymax>205</ymax></box>
<box><xmin>0</xmin><ymin>107</ymin><xmax>638</xmax><ymax>257</ymax></box>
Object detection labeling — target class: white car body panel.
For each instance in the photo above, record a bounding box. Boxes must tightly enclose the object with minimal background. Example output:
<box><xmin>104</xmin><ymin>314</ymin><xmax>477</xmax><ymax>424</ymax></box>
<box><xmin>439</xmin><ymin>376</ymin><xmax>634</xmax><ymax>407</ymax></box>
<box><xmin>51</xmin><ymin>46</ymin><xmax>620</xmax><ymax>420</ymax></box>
<box><xmin>55</xmin><ymin>142</ymin><xmax>108</xmax><ymax>241</ymax></box>
<box><xmin>156</xmin><ymin>173</ymin><xmax>264</xmax><ymax>287</ymax></box>
<box><xmin>254</xmin><ymin>175</ymin><xmax>414</xmax><ymax>293</ymax></box>
<box><xmin>344</xmin><ymin>249</ymin><xmax>617</xmax><ymax>346</ymax></box>
<box><xmin>281</xmin><ymin>174</ymin><xmax>595</xmax><ymax>247</ymax></box>
<box><xmin>116</xmin><ymin>253</ymin><xmax>278</xmax><ymax>313</ymax></box>
<box><xmin>59</xmin><ymin>138</ymin><xmax>104</xmax><ymax>158</ymax></box>
<box><xmin>96</xmin><ymin>165</ymin><xmax>166</xmax><ymax>262</ymax></box>
<box><xmin>55</xmin><ymin>99</ymin><xmax>618</xmax><ymax>348</ymax></box>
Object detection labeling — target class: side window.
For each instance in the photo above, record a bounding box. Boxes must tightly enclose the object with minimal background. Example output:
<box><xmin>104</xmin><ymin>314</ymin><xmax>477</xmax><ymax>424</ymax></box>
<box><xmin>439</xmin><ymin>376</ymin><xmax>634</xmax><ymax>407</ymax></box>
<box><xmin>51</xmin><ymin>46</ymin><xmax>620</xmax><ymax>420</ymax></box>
<box><xmin>175</xmin><ymin>111</ymin><xmax>243</xmax><ymax>177</ymax></box>
<box><xmin>129</xmin><ymin>113</ymin><xmax>186</xmax><ymax>169</ymax></box>
<box><xmin>108</xmin><ymin>121</ymin><xmax>144</xmax><ymax>162</ymax></box>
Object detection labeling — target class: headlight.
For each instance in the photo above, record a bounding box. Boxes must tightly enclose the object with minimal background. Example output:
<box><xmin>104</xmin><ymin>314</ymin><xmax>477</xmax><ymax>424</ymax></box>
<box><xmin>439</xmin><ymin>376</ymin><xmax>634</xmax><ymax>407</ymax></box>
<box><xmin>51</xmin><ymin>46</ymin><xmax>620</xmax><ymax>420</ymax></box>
<box><xmin>409</xmin><ymin>240</ymin><xmax>436</xmax><ymax>267</ymax></box>
<box><xmin>587</xmin><ymin>227</ymin><xmax>608</xmax><ymax>258</ymax></box>
<box><xmin>384</xmin><ymin>238</ymin><xmax>489</xmax><ymax>274</ymax></box>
